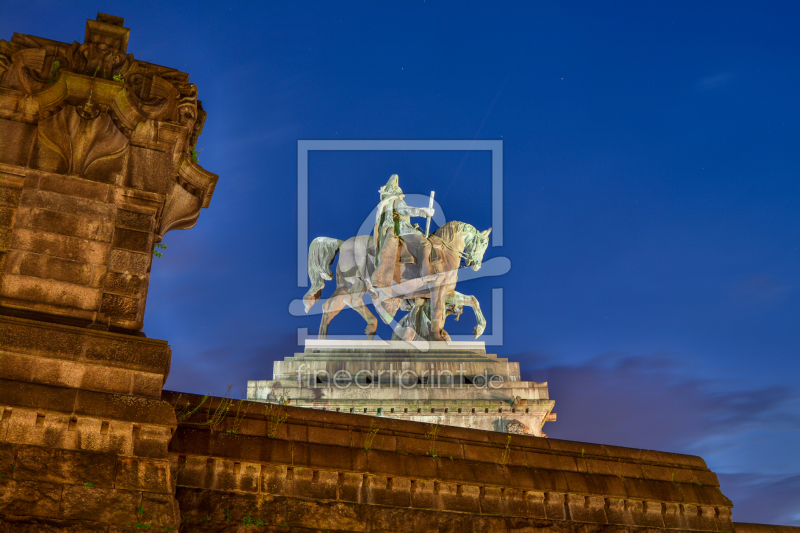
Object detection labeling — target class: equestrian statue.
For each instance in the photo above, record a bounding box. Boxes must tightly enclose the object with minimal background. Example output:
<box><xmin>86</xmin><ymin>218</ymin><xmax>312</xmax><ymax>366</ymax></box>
<box><xmin>303</xmin><ymin>174</ymin><xmax>491</xmax><ymax>342</ymax></box>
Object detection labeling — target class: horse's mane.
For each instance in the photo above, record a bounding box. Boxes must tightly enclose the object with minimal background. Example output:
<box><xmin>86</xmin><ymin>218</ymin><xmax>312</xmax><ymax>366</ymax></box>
<box><xmin>433</xmin><ymin>220</ymin><xmax>468</xmax><ymax>243</ymax></box>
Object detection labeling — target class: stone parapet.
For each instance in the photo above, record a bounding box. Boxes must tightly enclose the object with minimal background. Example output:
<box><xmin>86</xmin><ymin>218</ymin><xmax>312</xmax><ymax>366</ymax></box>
<box><xmin>164</xmin><ymin>390</ymin><xmax>735</xmax><ymax>532</ymax></box>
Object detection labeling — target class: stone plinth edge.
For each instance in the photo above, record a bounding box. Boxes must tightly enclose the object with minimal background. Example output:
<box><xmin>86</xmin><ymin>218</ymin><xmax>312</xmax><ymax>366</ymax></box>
<box><xmin>0</xmin><ymin>314</ymin><xmax>171</xmax><ymax>397</ymax></box>
<box><xmin>305</xmin><ymin>339</ymin><xmax>486</xmax><ymax>354</ymax></box>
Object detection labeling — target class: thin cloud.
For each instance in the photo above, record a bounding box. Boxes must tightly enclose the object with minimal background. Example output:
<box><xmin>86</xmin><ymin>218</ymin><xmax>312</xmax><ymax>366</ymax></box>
<box><xmin>735</xmin><ymin>274</ymin><xmax>793</xmax><ymax>305</ymax></box>
<box><xmin>522</xmin><ymin>352</ymin><xmax>800</xmax><ymax>524</ymax></box>
<box><xmin>718</xmin><ymin>473</ymin><xmax>800</xmax><ymax>526</ymax></box>
<box><xmin>697</xmin><ymin>72</ymin><xmax>733</xmax><ymax>90</ymax></box>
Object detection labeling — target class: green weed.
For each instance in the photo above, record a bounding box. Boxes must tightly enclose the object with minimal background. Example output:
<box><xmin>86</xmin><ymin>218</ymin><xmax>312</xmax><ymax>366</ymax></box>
<box><xmin>500</xmin><ymin>436</ymin><xmax>512</xmax><ymax>465</ymax></box>
<box><xmin>425</xmin><ymin>424</ymin><xmax>440</xmax><ymax>457</ymax></box>
<box><xmin>190</xmin><ymin>146</ymin><xmax>203</xmax><ymax>162</ymax></box>
<box><xmin>49</xmin><ymin>60</ymin><xmax>60</xmax><ymax>84</ymax></box>
<box><xmin>265</xmin><ymin>403</ymin><xmax>289</xmax><ymax>439</ymax></box>
<box><xmin>362</xmin><ymin>420</ymin><xmax>380</xmax><ymax>451</ymax></box>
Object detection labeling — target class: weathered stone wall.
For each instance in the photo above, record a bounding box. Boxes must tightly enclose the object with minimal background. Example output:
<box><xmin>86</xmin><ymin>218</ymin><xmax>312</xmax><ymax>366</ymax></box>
<box><xmin>0</xmin><ymin>315</ymin><xmax>179</xmax><ymax>531</ymax></box>
<box><xmin>165</xmin><ymin>391</ymin><xmax>736</xmax><ymax>532</ymax></box>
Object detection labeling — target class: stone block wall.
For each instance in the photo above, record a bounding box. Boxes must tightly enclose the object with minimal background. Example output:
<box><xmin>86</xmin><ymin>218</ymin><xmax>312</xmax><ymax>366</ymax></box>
<box><xmin>0</xmin><ymin>168</ymin><xmax>162</xmax><ymax>331</ymax></box>
<box><xmin>0</xmin><ymin>315</ymin><xmax>179</xmax><ymax>530</ymax></box>
<box><xmin>165</xmin><ymin>390</ymin><xmax>738</xmax><ymax>532</ymax></box>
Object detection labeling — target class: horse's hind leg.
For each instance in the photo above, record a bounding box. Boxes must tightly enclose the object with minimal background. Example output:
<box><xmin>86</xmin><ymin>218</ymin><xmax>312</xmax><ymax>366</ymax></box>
<box><xmin>319</xmin><ymin>286</ymin><xmax>348</xmax><ymax>339</ymax></box>
<box><xmin>346</xmin><ymin>293</ymin><xmax>378</xmax><ymax>340</ymax></box>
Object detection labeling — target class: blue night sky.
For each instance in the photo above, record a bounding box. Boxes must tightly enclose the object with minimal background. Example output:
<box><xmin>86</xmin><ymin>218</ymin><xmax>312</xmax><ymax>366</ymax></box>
<box><xmin>2</xmin><ymin>0</ymin><xmax>798</xmax><ymax>524</ymax></box>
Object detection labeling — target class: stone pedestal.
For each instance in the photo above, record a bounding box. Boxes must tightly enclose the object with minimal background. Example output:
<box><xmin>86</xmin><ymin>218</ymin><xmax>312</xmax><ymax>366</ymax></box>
<box><xmin>0</xmin><ymin>13</ymin><xmax>217</xmax><ymax>530</ymax></box>
<box><xmin>0</xmin><ymin>314</ymin><xmax>179</xmax><ymax>530</ymax></box>
<box><xmin>0</xmin><ymin>12</ymin><xmax>217</xmax><ymax>334</ymax></box>
<box><xmin>247</xmin><ymin>340</ymin><xmax>557</xmax><ymax>436</ymax></box>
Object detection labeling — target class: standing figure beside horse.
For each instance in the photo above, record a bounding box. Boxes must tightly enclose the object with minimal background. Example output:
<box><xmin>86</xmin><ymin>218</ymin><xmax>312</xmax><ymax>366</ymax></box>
<box><xmin>303</xmin><ymin>174</ymin><xmax>491</xmax><ymax>342</ymax></box>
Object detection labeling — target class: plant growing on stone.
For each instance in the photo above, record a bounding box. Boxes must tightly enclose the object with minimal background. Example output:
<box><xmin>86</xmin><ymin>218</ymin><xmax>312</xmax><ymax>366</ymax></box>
<box><xmin>362</xmin><ymin>420</ymin><xmax>380</xmax><ymax>451</ymax></box>
<box><xmin>425</xmin><ymin>424</ymin><xmax>440</xmax><ymax>458</ymax></box>
<box><xmin>264</xmin><ymin>403</ymin><xmax>289</xmax><ymax>439</ymax></box>
<box><xmin>226</xmin><ymin>399</ymin><xmax>247</xmax><ymax>435</ymax></box>
<box><xmin>242</xmin><ymin>508</ymin><xmax>265</xmax><ymax>530</ymax></box>
<box><xmin>132</xmin><ymin>503</ymin><xmax>150</xmax><ymax>529</ymax></box>
<box><xmin>205</xmin><ymin>387</ymin><xmax>236</xmax><ymax>432</ymax></box>
<box><xmin>153</xmin><ymin>243</ymin><xmax>167</xmax><ymax>258</ymax></box>
<box><xmin>500</xmin><ymin>436</ymin><xmax>512</xmax><ymax>465</ymax></box>
<box><xmin>113</xmin><ymin>73</ymin><xmax>124</xmax><ymax>83</ymax></box>
<box><xmin>174</xmin><ymin>393</ymin><xmax>210</xmax><ymax>423</ymax></box>
<box><xmin>189</xmin><ymin>146</ymin><xmax>203</xmax><ymax>162</ymax></box>
<box><xmin>174</xmin><ymin>386</ymin><xmax>235</xmax><ymax>432</ymax></box>
<box><xmin>49</xmin><ymin>60</ymin><xmax>60</xmax><ymax>84</ymax></box>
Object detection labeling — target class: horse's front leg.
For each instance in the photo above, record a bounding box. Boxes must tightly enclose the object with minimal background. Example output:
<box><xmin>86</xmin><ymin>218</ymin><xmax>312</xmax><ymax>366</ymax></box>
<box><xmin>468</xmin><ymin>295</ymin><xmax>486</xmax><ymax>338</ymax></box>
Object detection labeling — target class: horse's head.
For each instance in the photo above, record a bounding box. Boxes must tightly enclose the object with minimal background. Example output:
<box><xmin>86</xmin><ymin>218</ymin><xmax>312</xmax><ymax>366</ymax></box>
<box><xmin>464</xmin><ymin>227</ymin><xmax>491</xmax><ymax>271</ymax></box>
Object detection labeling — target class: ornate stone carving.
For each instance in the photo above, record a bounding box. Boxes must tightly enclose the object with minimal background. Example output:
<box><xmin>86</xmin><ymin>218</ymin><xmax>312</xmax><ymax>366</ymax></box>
<box><xmin>507</xmin><ymin>419</ymin><xmax>529</xmax><ymax>434</ymax></box>
<box><xmin>0</xmin><ymin>13</ymin><xmax>217</xmax><ymax>240</ymax></box>
<box><xmin>34</xmin><ymin>104</ymin><xmax>128</xmax><ymax>179</ymax></box>
<box><xmin>0</xmin><ymin>13</ymin><xmax>218</xmax><ymax>331</ymax></box>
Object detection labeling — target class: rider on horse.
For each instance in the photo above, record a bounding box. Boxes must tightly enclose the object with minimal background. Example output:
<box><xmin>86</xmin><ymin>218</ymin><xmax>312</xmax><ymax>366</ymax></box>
<box><xmin>370</xmin><ymin>174</ymin><xmax>435</xmax><ymax>323</ymax></box>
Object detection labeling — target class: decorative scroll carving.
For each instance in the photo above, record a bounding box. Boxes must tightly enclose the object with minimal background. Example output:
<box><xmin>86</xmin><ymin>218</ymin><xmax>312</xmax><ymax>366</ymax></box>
<box><xmin>157</xmin><ymin>182</ymin><xmax>203</xmax><ymax>239</ymax></box>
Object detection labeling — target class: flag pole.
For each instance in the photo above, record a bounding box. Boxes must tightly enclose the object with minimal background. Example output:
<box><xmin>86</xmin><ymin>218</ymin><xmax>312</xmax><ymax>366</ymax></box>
<box><xmin>424</xmin><ymin>191</ymin><xmax>435</xmax><ymax>238</ymax></box>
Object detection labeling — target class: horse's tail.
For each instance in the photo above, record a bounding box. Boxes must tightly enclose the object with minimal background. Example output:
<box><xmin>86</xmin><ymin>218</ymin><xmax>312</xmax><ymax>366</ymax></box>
<box><xmin>303</xmin><ymin>237</ymin><xmax>344</xmax><ymax>312</ymax></box>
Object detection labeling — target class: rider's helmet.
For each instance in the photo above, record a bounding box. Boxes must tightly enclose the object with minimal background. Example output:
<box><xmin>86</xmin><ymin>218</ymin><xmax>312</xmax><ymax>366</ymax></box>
<box><xmin>379</xmin><ymin>174</ymin><xmax>404</xmax><ymax>200</ymax></box>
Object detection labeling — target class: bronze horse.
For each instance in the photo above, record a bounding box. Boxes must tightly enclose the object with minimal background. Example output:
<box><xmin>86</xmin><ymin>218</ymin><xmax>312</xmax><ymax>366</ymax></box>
<box><xmin>304</xmin><ymin>221</ymin><xmax>491</xmax><ymax>341</ymax></box>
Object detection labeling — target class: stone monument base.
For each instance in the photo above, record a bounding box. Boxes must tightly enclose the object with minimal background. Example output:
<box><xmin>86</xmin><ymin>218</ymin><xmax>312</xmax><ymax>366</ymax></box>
<box><xmin>247</xmin><ymin>339</ymin><xmax>556</xmax><ymax>436</ymax></box>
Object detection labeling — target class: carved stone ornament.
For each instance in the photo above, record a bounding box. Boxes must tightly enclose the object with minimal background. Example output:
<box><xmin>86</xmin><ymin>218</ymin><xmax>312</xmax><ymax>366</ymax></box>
<box><xmin>0</xmin><ymin>13</ymin><xmax>217</xmax><ymax>239</ymax></box>
<box><xmin>507</xmin><ymin>419</ymin><xmax>529</xmax><ymax>435</ymax></box>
